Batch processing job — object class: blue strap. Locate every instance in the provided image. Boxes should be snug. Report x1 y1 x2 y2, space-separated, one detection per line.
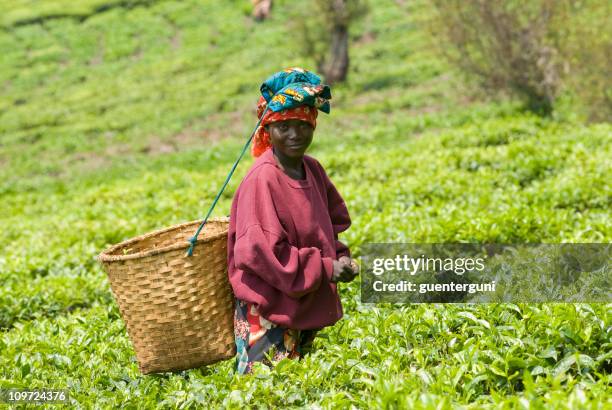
186 105 270 256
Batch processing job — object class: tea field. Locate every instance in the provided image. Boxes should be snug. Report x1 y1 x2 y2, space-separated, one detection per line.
0 0 610 408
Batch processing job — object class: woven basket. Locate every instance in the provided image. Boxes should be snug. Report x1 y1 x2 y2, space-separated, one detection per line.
97 217 236 374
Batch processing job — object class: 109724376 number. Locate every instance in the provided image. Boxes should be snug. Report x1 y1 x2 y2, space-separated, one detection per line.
0 389 69 403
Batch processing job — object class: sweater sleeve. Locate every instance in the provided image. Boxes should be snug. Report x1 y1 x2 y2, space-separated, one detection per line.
324 169 352 259
233 173 334 299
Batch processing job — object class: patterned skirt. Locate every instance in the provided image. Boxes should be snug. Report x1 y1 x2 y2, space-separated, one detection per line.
233 298 320 375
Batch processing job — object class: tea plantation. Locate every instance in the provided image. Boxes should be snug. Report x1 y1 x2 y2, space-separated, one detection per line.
0 0 610 408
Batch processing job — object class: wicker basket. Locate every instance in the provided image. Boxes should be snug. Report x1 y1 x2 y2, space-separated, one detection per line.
97 217 236 374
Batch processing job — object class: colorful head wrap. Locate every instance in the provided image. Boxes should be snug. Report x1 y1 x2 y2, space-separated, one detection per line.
252 67 331 157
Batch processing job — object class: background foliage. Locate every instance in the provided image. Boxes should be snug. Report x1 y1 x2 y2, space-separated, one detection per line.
0 0 610 408
430 0 611 119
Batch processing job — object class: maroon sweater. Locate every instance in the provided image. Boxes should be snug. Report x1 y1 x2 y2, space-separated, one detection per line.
227 147 351 330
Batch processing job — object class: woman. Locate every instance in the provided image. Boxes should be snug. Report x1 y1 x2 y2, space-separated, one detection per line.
227 67 359 375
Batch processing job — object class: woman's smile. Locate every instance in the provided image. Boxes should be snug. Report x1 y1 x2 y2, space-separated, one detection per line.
287 141 307 149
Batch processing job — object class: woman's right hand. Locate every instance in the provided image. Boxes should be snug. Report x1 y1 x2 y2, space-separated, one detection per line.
331 259 359 283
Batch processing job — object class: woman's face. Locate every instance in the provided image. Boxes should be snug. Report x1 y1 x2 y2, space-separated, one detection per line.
266 119 314 159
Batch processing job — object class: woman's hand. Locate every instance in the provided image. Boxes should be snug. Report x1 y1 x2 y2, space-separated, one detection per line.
331 256 360 283
339 256 360 274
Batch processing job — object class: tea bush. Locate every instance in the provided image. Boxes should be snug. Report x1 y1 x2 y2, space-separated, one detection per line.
0 0 610 408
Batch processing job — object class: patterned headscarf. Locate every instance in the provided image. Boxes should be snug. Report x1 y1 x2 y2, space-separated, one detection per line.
252 67 331 157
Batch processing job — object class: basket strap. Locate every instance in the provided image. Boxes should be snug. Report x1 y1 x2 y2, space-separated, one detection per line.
186 105 271 256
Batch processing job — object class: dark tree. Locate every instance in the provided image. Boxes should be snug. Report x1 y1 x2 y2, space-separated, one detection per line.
294 0 369 84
